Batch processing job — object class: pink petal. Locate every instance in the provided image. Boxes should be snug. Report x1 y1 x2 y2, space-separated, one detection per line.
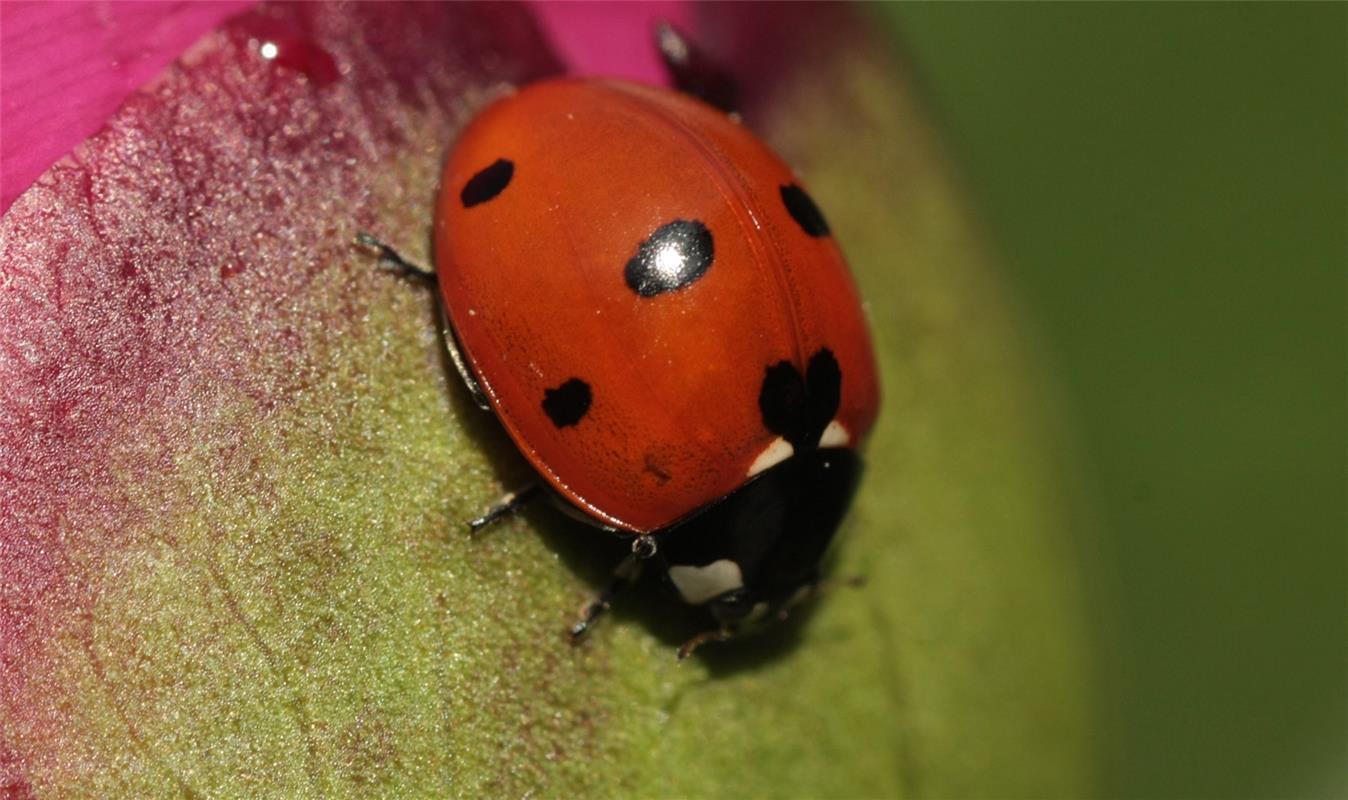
0 1 257 216
0 2 699 217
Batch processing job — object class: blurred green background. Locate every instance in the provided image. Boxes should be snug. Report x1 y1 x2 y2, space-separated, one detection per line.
883 4 1346 799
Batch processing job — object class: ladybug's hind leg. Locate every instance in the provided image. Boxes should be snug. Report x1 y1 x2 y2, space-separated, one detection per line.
654 22 739 115
354 231 436 284
354 232 492 410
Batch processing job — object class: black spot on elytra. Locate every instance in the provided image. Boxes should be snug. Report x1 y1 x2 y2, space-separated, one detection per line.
624 219 714 297
760 363 808 443
543 378 592 428
780 184 830 238
461 159 514 207
758 348 841 450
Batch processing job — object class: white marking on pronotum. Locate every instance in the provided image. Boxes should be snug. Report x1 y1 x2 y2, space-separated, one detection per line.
819 420 850 448
747 437 793 477
668 559 745 605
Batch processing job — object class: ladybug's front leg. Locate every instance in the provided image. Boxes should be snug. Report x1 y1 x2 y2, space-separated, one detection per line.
677 627 736 661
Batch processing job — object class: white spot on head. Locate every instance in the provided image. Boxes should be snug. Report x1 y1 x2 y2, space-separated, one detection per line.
260 41 279 60
668 559 745 605
819 420 849 448
747 437 793 477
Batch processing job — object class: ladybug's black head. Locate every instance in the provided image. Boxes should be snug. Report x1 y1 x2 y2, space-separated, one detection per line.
657 448 862 629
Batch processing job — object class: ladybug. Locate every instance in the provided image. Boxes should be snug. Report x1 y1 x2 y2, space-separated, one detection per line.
358 26 879 658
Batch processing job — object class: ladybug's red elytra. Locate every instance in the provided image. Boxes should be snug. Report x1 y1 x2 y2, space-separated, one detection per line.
359 26 879 658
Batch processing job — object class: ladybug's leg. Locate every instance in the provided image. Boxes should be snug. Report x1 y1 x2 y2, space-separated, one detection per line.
569 556 641 641
676 626 736 660
569 535 656 641
439 311 492 411
353 232 436 284
467 484 541 532
654 22 739 115
354 232 492 410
